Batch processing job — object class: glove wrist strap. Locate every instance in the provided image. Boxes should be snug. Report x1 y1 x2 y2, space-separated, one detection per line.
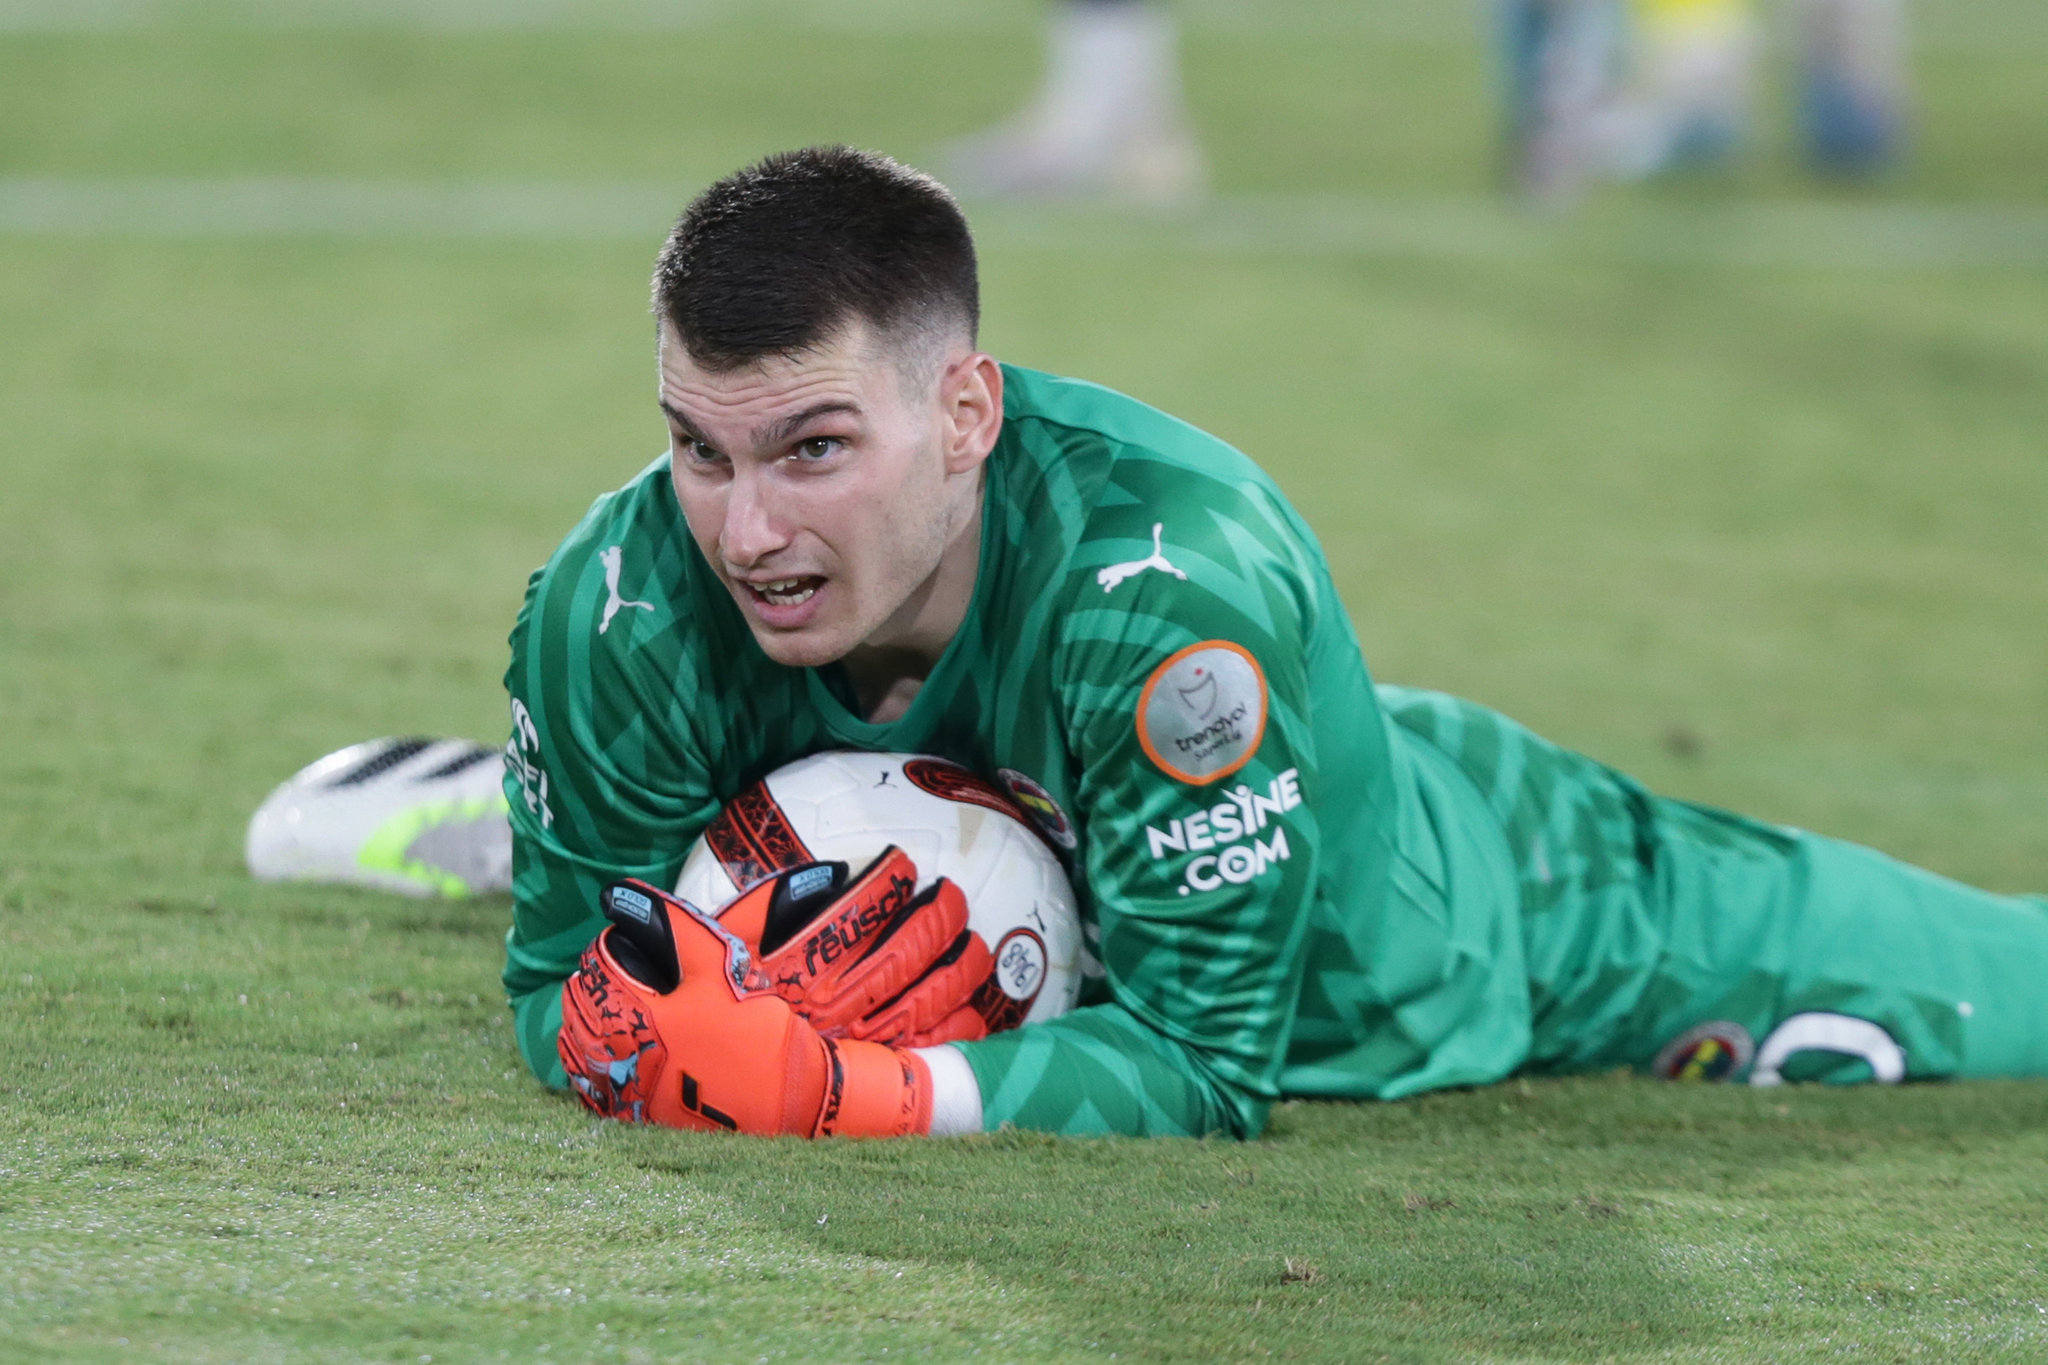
813 1040 933 1139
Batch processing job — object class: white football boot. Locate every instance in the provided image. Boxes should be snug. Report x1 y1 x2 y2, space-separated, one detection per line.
942 1 1207 206
246 736 513 898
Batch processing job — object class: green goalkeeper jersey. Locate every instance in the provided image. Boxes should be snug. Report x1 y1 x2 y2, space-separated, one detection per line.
503 364 1531 1138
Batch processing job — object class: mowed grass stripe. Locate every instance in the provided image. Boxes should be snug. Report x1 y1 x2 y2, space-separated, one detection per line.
4 0 2044 49
0 176 690 240
5 176 2048 269
0 0 1476 38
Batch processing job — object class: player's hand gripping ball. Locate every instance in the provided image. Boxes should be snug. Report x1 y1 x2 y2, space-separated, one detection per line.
559 752 1085 1134
558 878 936 1137
715 845 994 1045
676 751 1086 1036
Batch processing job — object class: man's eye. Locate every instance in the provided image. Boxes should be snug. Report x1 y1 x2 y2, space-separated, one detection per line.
680 439 724 465
793 438 840 462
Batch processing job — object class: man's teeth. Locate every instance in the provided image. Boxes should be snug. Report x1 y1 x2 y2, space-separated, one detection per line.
756 578 816 606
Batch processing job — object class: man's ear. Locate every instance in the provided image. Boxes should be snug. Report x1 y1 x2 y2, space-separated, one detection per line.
940 353 1004 476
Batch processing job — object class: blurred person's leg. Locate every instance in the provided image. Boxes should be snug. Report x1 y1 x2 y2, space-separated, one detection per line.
942 0 1205 204
1584 0 1757 181
1797 0 1908 176
1498 0 1629 204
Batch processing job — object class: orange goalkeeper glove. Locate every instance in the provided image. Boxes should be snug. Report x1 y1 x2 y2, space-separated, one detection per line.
717 848 992 1047
557 877 939 1137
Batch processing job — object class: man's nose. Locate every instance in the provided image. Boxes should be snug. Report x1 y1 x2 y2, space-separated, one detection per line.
720 466 790 567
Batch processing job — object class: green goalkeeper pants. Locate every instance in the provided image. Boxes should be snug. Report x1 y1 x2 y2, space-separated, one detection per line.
1383 687 2048 1085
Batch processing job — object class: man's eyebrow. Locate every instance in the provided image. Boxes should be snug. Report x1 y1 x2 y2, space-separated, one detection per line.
756 401 861 449
659 401 715 450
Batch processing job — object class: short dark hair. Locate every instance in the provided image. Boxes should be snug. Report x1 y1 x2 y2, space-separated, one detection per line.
652 146 979 373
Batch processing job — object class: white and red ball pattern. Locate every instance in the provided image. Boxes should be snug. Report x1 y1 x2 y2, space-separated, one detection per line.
676 751 1083 1032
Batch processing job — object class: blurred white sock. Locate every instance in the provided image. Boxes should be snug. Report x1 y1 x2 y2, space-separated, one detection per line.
1800 0 1906 104
943 1 1206 205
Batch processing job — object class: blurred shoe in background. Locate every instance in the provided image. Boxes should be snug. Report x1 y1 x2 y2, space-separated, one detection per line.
1586 0 1758 181
1797 0 1909 175
1501 0 1909 203
942 0 1206 205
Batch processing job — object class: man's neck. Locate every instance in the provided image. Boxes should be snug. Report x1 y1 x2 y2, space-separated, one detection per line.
840 475 985 724
841 648 934 725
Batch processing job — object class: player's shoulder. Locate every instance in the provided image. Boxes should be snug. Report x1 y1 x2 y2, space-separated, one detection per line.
1001 363 1274 498
999 366 1322 608
508 453 719 676
526 451 677 576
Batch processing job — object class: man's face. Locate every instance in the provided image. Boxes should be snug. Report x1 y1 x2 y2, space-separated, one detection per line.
660 320 994 670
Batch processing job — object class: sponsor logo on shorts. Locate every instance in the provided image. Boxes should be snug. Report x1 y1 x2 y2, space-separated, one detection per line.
997 768 1078 850
1145 767 1303 896
1653 1021 1755 1082
1137 642 1267 784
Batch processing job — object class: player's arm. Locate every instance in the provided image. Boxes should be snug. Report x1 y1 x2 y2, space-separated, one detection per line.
507 519 986 1107
501 534 720 1089
947 502 1328 1139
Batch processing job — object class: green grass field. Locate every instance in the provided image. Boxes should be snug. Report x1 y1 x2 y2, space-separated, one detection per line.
3 2 2047 1360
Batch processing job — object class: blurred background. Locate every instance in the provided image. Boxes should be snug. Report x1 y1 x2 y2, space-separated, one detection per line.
1 0 2044 909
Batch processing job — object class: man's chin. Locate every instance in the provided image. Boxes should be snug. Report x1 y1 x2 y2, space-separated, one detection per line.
745 622 853 670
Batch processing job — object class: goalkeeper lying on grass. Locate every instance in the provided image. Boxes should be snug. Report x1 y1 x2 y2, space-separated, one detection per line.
502 145 2048 1140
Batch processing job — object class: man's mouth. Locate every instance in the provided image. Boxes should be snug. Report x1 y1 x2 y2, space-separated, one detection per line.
745 576 823 608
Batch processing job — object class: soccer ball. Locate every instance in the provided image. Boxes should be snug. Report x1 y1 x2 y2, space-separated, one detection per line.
245 737 512 899
676 751 1084 1032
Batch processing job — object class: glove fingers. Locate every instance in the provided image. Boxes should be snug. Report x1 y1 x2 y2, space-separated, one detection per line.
899 927 995 1024
834 928 995 1044
847 870 971 963
558 939 669 1122
897 1003 991 1049
799 915 958 1029
660 883 773 996
590 881 827 1134
783 877 972 1031
756 849 922 1003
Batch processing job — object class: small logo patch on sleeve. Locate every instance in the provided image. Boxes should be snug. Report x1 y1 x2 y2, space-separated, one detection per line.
1136 641 1267 784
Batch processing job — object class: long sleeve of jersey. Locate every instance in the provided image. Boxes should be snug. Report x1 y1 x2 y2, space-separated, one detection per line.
954 473 1334 1140
501 492 722 1088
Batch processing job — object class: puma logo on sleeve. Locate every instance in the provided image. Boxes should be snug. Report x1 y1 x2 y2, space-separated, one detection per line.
598 545 657 635
1096 523 1188 593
